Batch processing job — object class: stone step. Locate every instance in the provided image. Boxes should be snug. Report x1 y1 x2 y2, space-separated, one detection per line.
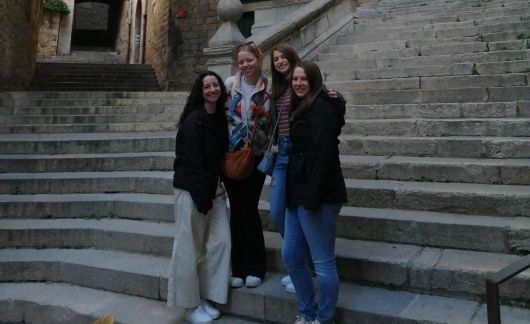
342 118 530 137
35 62 155 71
339 155 530 185
318 50 530 71
336 21 530 43
354 7 530 29
0 283 181 324
2 175 530 217
325 60 530 81
345 102 529 119
5 279 527 324
1 237 530 303
0 122 177 134
12 104 181 116
326 74 528 92
0 113 178 124
6 97 184 107
1 149 528 186
341 86 529 104
0 152 174 173
3 91 187 100
339 134 530 158
0 131 175 154
30 85 162 92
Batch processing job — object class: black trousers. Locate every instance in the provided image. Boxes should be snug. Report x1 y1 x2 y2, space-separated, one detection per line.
223 163 267 280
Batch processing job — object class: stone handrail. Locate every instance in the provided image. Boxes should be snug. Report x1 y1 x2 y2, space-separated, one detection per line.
205 0 357 79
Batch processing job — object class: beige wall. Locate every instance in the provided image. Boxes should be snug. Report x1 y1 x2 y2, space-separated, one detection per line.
0 0 42 90
37 9 62 57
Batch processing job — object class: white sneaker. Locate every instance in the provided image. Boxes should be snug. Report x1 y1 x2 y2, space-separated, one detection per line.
285 282 296 294
185 305 212 324
294 315 311 324
245 275 262 288
230 276 244 288
281 275 292 286
200 299 220 320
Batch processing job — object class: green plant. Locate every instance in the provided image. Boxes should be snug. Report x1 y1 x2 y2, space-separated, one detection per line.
42 0 70 15
471 64 479 75
83 213 103 220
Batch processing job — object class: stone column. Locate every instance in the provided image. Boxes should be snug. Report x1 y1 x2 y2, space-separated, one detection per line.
203 0 245 80
57 0 75 55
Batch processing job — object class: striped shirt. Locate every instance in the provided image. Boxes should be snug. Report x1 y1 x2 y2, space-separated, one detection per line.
276 88 291 139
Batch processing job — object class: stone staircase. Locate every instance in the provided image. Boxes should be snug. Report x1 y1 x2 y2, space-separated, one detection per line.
2 0 530 322
31 63 161 92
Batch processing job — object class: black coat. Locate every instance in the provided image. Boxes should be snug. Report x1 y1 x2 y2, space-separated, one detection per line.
287 92 347 211
173 107 228 214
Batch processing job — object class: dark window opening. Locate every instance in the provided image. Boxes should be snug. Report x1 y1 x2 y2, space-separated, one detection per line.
237 11 255 38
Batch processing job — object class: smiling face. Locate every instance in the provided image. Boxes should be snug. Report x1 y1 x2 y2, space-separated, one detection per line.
202 75 221 106
237 50 260 79
272 50 290 76
292 66 310 99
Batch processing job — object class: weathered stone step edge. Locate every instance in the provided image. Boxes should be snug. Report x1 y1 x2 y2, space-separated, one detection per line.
318 50 530 70
0 123 177 134
2 173 530 216
6 118 530 138
323 60 530 81
355 4 530 28
1 238 530 303
336 20 530 43
320 40 528 61
0 113 179 124
352 7 530 29
0 283 183 324
341 118 530 137
341 86 529 104
11 106 181 116
326 74 528 92
339 133 530 158
345 102 530 119
339 155 530 185
6 281 525 324
3 91 187 99
3 131 530 157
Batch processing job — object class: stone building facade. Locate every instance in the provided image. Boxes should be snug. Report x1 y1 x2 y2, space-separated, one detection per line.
1 0 303 91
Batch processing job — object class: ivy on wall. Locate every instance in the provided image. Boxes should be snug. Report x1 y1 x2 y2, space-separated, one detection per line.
42 0 70 15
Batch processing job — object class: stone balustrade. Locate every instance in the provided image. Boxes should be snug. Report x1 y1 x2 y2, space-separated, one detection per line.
204 0 357 79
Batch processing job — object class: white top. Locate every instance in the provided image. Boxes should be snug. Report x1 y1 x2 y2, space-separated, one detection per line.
240 76 257 124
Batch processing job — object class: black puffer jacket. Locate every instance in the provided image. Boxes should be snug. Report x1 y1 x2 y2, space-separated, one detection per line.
173 107 228 214
287 91 347 211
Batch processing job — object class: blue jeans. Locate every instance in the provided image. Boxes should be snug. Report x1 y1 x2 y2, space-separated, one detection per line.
268 137 291 237
282 203 341 324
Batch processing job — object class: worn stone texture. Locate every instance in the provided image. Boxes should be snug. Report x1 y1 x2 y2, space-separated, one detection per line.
0 0 41 90
166 0 220 89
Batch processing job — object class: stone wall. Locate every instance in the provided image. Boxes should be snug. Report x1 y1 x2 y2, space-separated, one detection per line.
0 0 42 91
165 0 220 90
37 9 62 57
145 0 170 88
75 2 109 30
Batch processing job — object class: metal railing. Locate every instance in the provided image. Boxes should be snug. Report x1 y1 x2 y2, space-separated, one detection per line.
485 254 530 323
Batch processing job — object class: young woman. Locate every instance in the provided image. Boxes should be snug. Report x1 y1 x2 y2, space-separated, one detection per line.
224 41 271 288
268 44 300 293
269 45 345 294
167 71 230 324
282 61 347 324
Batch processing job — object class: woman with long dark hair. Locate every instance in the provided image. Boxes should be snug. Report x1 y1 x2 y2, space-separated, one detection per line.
168 71 230 324
283 61 347 324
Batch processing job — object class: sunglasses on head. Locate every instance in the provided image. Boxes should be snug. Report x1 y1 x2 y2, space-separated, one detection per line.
235 41 258 53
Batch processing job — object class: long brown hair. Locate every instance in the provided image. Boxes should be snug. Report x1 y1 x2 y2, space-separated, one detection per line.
270 44 301 100
290 61 324 121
